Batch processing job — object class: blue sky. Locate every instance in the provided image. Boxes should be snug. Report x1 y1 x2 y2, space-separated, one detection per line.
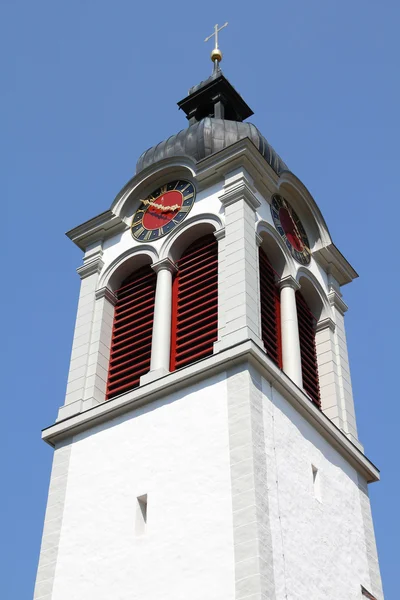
2 0 398 597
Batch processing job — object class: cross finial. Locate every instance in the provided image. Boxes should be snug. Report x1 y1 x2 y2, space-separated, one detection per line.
205 22 228 71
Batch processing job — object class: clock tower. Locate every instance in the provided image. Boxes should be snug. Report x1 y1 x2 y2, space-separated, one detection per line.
34 39 384 600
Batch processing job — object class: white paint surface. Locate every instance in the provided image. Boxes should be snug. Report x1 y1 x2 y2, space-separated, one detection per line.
262 377 376 599
52 374 235 600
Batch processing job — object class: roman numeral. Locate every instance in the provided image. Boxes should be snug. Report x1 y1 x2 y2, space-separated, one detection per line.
134 226 145 238
181 182 191 193
179 205 191 213
144 230 152 241
183 192 194 201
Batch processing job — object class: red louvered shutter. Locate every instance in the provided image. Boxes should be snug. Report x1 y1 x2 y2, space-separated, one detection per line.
170 234 218 371
106 265 157 400
296 291 321 406
259 247 282 368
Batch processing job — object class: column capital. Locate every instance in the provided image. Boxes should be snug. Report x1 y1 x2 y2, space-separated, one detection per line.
214 227 226 241
95 286 118 306
316 317 336 333
219 171 260 211
151 258 178 275
77 257 104 279
278 275 301 292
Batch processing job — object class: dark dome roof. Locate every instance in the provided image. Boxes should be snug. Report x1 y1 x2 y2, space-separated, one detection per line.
136 117 288 175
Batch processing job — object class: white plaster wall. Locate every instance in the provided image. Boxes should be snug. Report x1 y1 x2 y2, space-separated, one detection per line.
52 374 235 600
262 377 374 599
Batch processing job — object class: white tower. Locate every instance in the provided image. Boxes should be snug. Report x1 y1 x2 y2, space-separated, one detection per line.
34 57 384 600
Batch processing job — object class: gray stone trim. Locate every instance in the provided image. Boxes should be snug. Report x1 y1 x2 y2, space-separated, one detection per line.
227 363 276 600
33 440 72 600
358 475 384 599
42 340 380 485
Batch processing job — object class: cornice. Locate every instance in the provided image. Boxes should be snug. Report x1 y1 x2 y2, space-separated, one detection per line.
328 290 349 315
313 243 358 287
95 286 118 306
66 210 127 252
41 340 379 484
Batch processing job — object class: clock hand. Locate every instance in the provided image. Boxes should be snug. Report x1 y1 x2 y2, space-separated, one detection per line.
288 210 311 254
141 198 181 212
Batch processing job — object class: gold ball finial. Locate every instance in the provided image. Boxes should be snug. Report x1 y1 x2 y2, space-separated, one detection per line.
210 47 222 63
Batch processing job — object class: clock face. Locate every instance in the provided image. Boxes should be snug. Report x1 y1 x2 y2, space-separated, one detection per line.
131 179 196 242
270 194 311 265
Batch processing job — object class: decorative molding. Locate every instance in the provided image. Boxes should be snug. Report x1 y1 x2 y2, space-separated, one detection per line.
151 257 178 275
219 171 261 211
278 275 301 292
95 287 118 306
213 227 226 241
67 211 127 252
313 243 358 287
316 317 336 333
76 257 104 280
328 290 348 315
255 232 263 246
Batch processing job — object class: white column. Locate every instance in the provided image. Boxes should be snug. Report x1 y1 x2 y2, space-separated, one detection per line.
279 276 303 388
140 258 177 385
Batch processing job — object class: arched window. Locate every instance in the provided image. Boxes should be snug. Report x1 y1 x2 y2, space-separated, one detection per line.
259 247 282 368
170 234 218 371
106 264 157 400
296 291 321 406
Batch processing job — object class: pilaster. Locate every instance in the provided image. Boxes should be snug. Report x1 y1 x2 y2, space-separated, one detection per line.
58 246 104 421
214 169 264 353
328 289 360 446
227 363 276 600
82 286 117 410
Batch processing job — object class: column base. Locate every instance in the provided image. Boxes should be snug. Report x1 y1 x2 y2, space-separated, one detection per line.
140 368 170 386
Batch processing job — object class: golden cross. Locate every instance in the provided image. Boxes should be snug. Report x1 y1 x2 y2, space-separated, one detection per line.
204 22 228 50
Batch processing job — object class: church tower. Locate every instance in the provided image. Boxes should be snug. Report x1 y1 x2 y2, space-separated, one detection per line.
34 32 384 600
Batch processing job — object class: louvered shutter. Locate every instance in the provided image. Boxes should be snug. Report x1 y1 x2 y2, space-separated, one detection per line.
170 234 218 371
106 265 157 400
296 291 321 406
259 247 282 368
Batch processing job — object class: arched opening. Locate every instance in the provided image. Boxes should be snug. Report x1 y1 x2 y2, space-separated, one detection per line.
170 233 218 371
296 288 321 407
106 264 157 400
259 247 281 368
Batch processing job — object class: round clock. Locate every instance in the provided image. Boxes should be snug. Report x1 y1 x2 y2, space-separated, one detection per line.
131 179 196 242
270 194 311 265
